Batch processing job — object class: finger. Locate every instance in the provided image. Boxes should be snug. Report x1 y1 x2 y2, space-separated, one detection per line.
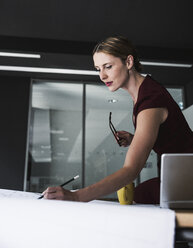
46 186 60 193
119 139 128 147
116 131 127 138
42 187 59 198
44 191 57 199
45 187 66 200
119 137 126 144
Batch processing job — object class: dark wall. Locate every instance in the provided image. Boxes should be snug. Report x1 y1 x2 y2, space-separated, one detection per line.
185 80 193 108
0 75 30 190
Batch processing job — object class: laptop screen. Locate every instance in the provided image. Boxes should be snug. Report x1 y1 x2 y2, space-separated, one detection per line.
160 153 193 209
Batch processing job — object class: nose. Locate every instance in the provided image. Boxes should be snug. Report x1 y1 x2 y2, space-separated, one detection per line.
99 69 108 81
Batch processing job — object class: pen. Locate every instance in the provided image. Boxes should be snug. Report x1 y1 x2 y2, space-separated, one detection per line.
38 175 79 199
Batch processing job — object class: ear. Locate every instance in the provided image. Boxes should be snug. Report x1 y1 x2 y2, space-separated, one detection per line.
126 55 134 70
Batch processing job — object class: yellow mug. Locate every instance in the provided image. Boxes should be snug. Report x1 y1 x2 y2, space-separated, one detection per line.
117 183 134 205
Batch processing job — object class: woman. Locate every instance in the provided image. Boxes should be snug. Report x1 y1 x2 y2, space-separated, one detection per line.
43 36 193 203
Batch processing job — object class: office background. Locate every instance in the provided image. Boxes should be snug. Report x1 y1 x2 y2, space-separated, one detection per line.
0 0 192 198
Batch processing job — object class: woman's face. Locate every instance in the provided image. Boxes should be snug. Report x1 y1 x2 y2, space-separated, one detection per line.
93 52 130 92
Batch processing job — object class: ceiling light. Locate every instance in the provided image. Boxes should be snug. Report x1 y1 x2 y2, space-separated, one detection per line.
59 137 69 141
41 145 51 149
0 65 99 75
50 129 64 134
0 62 191 76
0 52 41 59
141 61 192 68
108 99 118 103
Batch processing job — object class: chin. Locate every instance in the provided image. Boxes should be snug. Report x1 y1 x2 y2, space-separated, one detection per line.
108 86 119 92
108 87 116 92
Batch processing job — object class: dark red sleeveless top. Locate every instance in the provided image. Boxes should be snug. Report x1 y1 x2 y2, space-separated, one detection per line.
133 75 193 172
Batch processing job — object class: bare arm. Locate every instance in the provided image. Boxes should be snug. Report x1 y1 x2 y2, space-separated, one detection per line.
43 108 167 202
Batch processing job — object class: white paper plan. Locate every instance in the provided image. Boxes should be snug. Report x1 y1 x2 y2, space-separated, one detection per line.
0 188 41 199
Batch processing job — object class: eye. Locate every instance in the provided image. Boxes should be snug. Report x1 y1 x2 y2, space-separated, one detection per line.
105 65 112 70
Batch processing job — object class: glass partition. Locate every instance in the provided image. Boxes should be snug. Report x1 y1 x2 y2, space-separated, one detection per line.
27 79 184 200
85 85 133 199
85 85 158 199
28 82 83 192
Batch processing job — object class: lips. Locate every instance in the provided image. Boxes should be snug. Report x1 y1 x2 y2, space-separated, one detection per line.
105 82 113 87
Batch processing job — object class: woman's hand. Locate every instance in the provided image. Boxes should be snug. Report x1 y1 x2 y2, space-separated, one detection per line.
116 130 133 147
42 186 78 201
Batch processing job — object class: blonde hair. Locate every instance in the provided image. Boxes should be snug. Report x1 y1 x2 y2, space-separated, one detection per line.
93 36 142 72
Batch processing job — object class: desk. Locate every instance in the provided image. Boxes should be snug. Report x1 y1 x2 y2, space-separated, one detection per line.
175 210 193 228
175 210 193 245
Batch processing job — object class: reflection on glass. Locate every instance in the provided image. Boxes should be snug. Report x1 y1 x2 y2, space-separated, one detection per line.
27 79 184 200
85 85 134 199
85 85 184 199
28 82 83 192
167 88 184 110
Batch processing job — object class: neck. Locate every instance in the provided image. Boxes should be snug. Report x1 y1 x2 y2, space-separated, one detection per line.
122 71 145 103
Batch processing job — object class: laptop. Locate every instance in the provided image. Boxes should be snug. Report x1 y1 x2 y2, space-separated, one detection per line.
160 153 193 209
